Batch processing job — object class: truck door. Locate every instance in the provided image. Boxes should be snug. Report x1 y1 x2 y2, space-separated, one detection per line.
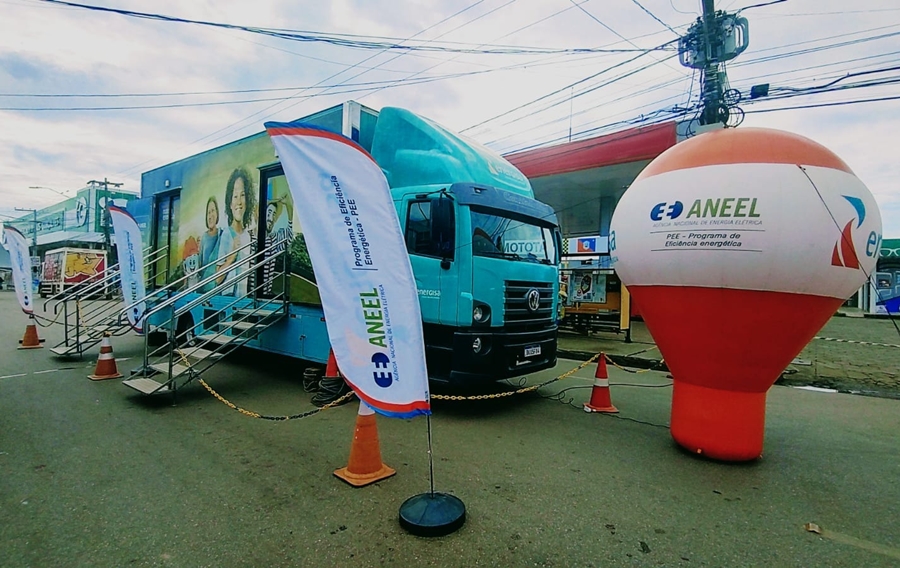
152 190 180 288
403 196 458 325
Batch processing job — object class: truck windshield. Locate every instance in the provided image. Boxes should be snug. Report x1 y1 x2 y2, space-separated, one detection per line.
471 209 558 264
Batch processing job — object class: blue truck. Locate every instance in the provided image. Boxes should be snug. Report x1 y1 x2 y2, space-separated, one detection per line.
129 101 560 392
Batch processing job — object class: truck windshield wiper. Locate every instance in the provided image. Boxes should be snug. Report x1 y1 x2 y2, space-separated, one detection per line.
479 250 521 260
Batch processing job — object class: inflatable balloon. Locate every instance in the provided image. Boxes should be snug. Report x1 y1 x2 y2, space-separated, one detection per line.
609 128 881 461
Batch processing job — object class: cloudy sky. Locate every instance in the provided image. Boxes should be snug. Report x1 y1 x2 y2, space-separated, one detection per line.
1 0 898 236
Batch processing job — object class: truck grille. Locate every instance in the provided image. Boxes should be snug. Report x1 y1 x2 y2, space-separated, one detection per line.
504 280 554 326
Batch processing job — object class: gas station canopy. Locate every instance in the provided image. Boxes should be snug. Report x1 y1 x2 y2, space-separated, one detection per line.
505 121 678 239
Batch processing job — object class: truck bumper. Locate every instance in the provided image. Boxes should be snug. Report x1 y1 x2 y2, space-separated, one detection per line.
424 324 558 386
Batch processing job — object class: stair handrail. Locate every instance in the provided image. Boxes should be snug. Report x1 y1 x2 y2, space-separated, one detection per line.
141 253 288 379
172 246 287 319
60 246 170 319
43 245 165 313
148 270 288 364
119 238 284 327
115 239 257 325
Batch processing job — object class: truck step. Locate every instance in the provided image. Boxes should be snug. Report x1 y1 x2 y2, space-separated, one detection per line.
123 377 172 395
150 362 190 378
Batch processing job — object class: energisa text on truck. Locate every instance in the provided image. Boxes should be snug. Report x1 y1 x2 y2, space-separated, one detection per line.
134 101 561 387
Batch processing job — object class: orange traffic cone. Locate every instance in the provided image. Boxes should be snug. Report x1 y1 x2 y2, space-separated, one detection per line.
584 353 618 414
18 317 43 350
325 349 339 377
334 401 396 487
88 333 123 381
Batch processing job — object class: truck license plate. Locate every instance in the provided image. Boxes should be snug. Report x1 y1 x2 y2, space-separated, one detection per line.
524 345 541 357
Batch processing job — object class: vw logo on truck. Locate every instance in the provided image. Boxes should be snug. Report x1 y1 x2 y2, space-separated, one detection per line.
526 288 541 312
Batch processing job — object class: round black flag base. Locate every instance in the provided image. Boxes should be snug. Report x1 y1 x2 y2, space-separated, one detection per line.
399 492 466 537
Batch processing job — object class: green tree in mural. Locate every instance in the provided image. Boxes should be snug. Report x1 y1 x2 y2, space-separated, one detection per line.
289 233 315 282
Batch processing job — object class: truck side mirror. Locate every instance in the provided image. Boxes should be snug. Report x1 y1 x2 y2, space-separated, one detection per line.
431 197 455 265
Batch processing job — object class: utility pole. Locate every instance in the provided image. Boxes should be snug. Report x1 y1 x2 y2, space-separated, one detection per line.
87 178 123 252
700 0 722 126
678 1 749 127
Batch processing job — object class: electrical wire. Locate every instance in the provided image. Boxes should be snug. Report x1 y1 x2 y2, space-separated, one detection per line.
111 0 496 176
669 0 696 15
733 0 788 12
462 38 679 134
743 94 900 114
629 0 681 36
36 0 657 55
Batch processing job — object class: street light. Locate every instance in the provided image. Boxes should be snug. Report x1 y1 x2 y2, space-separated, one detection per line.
14 207 37 253
28 185 71 199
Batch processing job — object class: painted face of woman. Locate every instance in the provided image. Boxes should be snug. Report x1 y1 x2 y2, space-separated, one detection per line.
231 179 246 225
206 200 218 231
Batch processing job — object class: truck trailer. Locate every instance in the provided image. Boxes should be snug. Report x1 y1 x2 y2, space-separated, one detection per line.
40 247 108 298
135 101 561 387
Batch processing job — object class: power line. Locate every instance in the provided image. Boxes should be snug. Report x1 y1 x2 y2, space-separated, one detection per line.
756 9 900 17
111 0 496 177
35 0 661 55
0 71 516 99
744 94 900 114
351 0 606 103
1 64 582 111
629 0 681 35
732 0 788 12
303 0 522 104
669 0 697 15
461 38 678 134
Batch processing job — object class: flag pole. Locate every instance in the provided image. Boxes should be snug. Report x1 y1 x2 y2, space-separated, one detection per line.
427 413 435 497
398 404 465 537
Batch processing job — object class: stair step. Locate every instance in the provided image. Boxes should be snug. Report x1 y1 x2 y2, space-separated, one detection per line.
150 362 190 377
218 321 257 331
51 344 84 356
235 308 279 317
123 377 171 395
176 347 221 360
197 333 236 345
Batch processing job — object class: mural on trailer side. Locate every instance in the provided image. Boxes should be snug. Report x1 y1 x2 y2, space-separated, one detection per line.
167 134 318 303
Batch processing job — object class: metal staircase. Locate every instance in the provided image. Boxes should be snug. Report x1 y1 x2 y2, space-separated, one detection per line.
44 246 168 358
122 239 290 399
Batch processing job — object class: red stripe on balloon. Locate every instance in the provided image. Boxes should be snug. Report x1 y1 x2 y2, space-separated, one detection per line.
629 285 843 393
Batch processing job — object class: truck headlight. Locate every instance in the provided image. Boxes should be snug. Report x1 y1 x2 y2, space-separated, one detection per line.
472 337 483 354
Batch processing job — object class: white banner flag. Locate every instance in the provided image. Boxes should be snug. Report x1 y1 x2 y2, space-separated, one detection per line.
109 205 147 332
2 225 35 314
266 122 430 418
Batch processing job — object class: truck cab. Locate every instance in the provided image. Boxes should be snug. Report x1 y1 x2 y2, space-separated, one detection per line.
372 108 561 385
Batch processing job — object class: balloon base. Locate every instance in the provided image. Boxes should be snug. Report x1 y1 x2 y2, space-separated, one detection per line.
399 492 466 537
671 381 767 462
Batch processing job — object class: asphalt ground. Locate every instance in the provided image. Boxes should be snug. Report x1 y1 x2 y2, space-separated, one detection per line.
558 310 900 399
1 291 899 567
